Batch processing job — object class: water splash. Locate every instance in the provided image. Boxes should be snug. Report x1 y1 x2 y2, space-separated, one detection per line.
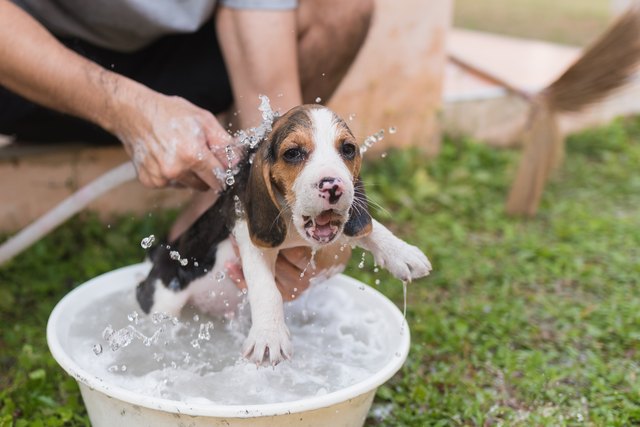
104 326 135 351
198 321 214 341
92 343 103 355
358 252 366 269
233 195 244 217
215 95 278 188
234 95 276 150
402 280 408 319
360 129 385 154
127 311 139 324
140 235 155 249
169 250 189 267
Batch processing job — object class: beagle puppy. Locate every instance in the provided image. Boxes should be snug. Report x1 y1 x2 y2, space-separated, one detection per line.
136 105 431 365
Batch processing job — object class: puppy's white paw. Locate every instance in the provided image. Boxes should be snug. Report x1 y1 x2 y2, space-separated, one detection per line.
242 322 292 366
375 237 432 282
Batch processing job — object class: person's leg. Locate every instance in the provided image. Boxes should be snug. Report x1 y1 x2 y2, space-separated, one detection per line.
296 0 374 104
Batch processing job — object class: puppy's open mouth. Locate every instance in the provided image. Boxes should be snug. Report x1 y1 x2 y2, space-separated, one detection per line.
303 210 342 244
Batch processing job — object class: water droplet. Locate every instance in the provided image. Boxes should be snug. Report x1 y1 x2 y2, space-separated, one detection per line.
241 288 248 295
358 252 366 269
388 126 397 134
102 325 114 341
348 113 356 121
120 364 127 372
381 152 388 159
375 279 381 285
315 97 322 103
224 145 235 161
215 271 226 282
92 344 102 355
180 258 188 266
151 312 171 324
169 251 180 261
140 235 155 249
127 311 139 324
198 322 214 340
191 339 200 349
107 327 135 351
192 314 199 322
233 195 244 216
225 174 235 186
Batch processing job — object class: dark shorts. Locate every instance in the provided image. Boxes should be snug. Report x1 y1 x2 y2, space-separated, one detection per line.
0 20 232 144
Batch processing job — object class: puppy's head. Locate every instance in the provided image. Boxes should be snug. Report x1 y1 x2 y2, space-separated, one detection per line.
245 105 372 248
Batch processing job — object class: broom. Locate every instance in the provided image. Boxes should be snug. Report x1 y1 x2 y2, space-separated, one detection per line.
506 4 640 216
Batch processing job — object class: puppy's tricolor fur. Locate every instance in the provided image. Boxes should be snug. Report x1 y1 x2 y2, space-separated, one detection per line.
137 105 431 365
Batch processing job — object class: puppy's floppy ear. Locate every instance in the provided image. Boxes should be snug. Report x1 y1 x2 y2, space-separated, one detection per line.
344 176 372 237
245 144 287 248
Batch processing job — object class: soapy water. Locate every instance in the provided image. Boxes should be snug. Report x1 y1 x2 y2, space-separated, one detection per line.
69 280 394 405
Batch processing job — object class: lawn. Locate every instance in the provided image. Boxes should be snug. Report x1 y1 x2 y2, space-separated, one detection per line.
1 115 640 426
454 0 611 46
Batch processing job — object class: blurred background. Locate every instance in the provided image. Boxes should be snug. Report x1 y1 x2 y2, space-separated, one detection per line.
2 1 640 426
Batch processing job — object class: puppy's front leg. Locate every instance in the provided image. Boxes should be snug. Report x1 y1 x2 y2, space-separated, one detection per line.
357 219 432 281
234 221 292 365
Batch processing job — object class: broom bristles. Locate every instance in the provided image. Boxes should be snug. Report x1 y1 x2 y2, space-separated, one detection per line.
507 4 640 216
545 4 640 112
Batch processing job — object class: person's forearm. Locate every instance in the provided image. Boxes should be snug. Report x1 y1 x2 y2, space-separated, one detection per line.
0 1 133 133
0 1 233 190
216 7 302 128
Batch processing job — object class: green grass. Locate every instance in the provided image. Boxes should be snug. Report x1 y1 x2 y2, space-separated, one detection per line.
2 116 640 426
454 0 611 46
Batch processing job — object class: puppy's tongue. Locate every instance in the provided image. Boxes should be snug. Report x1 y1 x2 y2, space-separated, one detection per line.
315 211 333 226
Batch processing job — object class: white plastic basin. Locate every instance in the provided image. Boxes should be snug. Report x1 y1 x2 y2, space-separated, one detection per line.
47 263 409 427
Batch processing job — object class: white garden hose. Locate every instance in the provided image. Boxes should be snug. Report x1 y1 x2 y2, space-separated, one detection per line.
0 162 137 265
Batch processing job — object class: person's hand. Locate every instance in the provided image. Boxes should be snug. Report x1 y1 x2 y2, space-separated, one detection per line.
227 245 352 301
109 82 235 191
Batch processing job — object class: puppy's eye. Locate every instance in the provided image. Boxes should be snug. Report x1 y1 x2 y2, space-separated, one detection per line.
341 142 357 159
283 147 304 162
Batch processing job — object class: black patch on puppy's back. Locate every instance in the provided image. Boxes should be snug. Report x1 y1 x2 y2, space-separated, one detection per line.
136 152 255 313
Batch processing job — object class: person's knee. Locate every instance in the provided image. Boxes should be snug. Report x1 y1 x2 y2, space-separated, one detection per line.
300 0 374 45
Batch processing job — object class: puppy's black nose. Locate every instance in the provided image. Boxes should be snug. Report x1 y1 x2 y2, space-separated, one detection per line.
319 177 344 204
